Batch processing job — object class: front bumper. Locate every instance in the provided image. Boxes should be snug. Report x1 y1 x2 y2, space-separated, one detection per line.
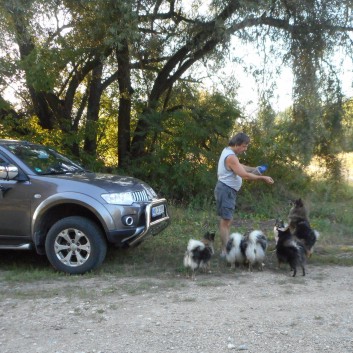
107 199 170 247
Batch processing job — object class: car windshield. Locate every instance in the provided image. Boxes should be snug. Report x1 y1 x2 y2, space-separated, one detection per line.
6 143 86 175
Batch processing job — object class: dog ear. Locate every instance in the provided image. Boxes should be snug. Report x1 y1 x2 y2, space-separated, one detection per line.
204 231 215 241
295 198 304 207
275 218 283 227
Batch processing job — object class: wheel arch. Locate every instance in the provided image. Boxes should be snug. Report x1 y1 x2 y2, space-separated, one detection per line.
32 193 113 254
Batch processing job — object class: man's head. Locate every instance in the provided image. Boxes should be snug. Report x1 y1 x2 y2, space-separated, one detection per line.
228 132 250 154
228 132 250 147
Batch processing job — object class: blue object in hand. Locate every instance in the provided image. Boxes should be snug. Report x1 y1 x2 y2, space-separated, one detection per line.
258 164 268 173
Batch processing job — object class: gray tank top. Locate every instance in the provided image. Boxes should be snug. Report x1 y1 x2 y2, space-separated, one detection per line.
217 147 242 191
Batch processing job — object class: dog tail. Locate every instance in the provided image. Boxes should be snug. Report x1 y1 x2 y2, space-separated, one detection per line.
306 229 320 257
187 239 205 252
184 239 204 269
249 229 265 240
229 232 243 248
249 230 267 251
226 232 244 264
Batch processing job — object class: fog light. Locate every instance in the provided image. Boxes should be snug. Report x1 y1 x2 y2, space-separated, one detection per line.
122 215 134 226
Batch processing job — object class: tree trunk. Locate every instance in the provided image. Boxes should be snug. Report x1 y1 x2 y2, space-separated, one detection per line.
117 41 133 168
84 63 103 157
10 8 57 130
130 1 242 159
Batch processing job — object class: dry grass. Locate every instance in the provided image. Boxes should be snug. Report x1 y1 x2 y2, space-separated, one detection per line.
0 175 352 282
307 152 353 183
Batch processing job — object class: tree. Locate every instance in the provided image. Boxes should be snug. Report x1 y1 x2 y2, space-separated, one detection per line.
129 87 241 202
1 0 353 170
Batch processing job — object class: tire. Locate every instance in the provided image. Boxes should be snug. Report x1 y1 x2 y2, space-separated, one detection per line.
45 216 107 274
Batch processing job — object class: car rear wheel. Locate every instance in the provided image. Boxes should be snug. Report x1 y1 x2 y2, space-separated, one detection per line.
45 216 107 274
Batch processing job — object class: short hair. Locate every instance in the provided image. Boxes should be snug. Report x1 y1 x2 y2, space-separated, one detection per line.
228 132 250 146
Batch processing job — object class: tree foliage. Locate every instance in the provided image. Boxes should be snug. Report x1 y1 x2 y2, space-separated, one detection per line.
1 0 353 201
129 88 241 202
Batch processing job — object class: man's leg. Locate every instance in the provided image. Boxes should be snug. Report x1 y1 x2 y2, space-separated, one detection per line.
215 181 236 256
219 217 232 255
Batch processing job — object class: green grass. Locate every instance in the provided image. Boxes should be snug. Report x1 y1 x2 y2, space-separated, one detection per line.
0 180 352 284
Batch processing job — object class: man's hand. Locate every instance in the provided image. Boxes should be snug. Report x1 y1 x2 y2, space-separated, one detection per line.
262 176 274 184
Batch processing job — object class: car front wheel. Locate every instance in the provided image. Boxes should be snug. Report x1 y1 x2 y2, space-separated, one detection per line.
45 216 107 274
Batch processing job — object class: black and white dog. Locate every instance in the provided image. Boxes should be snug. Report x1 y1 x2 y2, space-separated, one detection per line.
226 232 246 269
275 225 306 277
226 230 268 271
241 230 268 271
183 231 215 280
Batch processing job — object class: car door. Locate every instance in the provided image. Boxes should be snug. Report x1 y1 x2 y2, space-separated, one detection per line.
0 153 31 242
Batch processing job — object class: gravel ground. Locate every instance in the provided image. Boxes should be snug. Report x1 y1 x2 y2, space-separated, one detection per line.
0 265 353 353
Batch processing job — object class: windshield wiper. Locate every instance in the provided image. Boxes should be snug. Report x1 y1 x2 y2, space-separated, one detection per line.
40 170 71 175
72 169 88 173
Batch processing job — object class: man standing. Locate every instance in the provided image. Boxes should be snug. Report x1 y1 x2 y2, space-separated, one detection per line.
214 132 274 257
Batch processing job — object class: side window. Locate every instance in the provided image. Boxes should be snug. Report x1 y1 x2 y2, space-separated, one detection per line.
0 154 9 166
0 155 8 181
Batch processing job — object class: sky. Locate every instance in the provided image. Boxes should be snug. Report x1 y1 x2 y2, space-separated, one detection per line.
3 0 353 119
4 49 351 119
211 38 353 118
183 0 353 118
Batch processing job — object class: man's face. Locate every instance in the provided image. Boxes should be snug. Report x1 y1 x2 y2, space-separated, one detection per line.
235 143 249 154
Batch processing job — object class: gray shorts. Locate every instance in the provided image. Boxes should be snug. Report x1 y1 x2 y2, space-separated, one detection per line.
214 181 237 220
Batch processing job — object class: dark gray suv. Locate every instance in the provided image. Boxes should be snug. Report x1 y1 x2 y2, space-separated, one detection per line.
0 139 170 274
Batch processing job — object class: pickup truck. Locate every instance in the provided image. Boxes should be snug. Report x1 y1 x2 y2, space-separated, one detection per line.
0 139 170 274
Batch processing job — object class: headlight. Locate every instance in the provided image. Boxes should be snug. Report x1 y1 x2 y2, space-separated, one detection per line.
142 185 157 198
101 192 134 205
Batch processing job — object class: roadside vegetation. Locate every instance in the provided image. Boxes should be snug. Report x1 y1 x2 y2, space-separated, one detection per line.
1 166 352 283
1 1 353 283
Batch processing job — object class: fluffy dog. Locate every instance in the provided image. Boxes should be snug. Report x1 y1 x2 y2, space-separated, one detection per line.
288 198 309 232
275 225 306 277
241 230 268 271
183 231 215 280
225 232 246 269
293 220 320 257
288 198 320 257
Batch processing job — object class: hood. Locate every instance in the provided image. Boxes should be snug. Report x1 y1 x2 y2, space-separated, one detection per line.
49 172 157 196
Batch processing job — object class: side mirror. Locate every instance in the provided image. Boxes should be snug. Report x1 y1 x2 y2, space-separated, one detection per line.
0 164 19 180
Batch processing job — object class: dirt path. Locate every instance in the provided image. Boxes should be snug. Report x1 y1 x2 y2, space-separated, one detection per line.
1 265 352 353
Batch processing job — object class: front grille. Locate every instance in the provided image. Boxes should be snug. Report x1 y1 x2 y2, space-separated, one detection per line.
132 190 150 202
